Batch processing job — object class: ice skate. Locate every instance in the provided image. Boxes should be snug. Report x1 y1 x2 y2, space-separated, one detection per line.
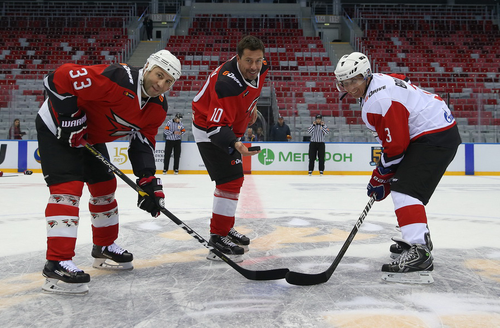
91 243 133 270
42 260 90 295
226 227 250 252
382 239 434 284
390 231 433 259
207 233 244 263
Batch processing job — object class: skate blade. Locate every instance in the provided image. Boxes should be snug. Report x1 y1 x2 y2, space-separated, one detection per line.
92 258 133 270
382 271 434 284
206 251 243 263
42 278 89 295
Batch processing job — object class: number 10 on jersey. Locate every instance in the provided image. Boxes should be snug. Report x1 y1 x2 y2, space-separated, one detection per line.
210 108 224 123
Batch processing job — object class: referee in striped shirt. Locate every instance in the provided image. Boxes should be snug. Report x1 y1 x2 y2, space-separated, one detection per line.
307 114 330 175
163 113 186 174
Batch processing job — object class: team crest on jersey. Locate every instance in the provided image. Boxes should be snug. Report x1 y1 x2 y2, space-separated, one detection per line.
106 110 142 137
370 146 383 166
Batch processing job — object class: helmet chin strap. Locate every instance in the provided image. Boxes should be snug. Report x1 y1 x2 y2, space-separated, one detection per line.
141 83 152 98
361 76 373 98
140 71 153 98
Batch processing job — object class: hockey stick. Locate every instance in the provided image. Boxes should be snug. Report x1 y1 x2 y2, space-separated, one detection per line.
285 196 376 286
84 143 289 281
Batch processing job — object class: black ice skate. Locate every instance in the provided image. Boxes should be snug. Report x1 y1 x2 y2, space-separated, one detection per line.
390 231 433 259
227 227 250 252
91 243 134 270
207 233 244 263
382 239 434 284
42 260 90 295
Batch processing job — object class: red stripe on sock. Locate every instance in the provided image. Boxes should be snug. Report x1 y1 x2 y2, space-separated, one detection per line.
92 224 119 247
210 213 234 236
46 237 77 261
396 204 427 227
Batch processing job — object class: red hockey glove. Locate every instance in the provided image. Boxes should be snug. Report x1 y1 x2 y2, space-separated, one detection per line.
56 112 87 148
367 166 395 201
137 176 165 218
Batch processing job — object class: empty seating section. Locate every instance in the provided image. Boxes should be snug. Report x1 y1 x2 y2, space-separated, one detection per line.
167 14 356 141
351 4 500 141
0 3 499 142
0 2 136 139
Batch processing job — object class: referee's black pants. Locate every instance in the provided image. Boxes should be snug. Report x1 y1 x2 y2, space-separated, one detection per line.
308 142 325 172
164 139 181 171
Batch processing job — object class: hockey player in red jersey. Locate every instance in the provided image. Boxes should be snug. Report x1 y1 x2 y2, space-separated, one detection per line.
335 52 461 283
36 50 181 294
192 35 267 262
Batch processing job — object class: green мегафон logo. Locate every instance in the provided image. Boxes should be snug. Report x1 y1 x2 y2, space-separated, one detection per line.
258 148 275 165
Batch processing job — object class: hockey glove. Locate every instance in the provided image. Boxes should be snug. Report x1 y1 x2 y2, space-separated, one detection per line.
367 166 395 201
56 112 88 148
137 176 165 217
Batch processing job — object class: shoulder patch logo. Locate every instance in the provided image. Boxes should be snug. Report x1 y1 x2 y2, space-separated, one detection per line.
222 70 243 87
120 63 134 84
123 91 135 99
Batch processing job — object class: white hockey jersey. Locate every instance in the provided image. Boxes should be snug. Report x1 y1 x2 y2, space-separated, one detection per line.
361 73 457 168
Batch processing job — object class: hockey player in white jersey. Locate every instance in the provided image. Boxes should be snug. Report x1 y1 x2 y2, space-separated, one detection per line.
334 52 461 283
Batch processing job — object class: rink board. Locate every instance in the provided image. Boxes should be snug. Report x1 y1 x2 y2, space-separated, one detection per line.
0 140 499 175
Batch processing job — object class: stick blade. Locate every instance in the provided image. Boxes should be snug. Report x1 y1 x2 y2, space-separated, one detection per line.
285 271 330 286
247 268 290 281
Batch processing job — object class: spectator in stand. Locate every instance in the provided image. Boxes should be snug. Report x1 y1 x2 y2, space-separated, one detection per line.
255 126 265 141
145 16 154 41
241 127 255 141
270 115 291 141
8 118 26 139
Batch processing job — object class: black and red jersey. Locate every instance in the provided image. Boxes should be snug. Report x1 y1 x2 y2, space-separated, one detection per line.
192 55 269 149
39 63 168 177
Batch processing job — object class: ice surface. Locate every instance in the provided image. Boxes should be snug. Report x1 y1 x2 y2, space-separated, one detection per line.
0 173 499 327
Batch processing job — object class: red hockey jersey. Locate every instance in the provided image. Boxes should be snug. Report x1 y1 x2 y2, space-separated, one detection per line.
39 63 168 177
192 55 269 144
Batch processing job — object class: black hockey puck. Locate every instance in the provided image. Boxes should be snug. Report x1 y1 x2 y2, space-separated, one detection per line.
24 170 33 175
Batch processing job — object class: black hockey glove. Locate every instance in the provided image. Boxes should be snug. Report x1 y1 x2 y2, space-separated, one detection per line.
56 112 88 148
137 176 165 217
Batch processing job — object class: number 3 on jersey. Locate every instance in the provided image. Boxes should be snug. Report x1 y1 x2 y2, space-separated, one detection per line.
384 127 392 142
210 108 224 123
69 68 92 90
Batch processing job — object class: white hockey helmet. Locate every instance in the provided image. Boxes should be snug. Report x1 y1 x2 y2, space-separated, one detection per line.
144 50 182 81
334 52 372 82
